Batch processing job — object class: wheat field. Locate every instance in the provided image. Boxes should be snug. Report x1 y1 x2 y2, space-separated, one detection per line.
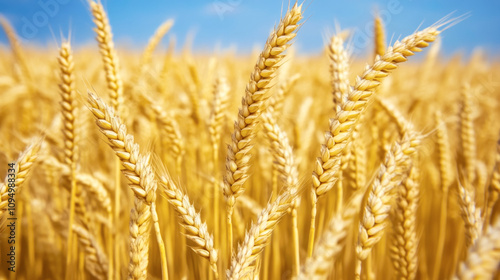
0 1 500 280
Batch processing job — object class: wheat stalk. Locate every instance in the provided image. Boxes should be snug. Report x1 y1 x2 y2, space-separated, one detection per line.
355 129 420 278
299 193 363 280
158 174 219 279
58 41 81 279
227 188 297 280
261 111 301 275
432 110 453 280
87 92 167 280
223 2 303 253
308 23 442 257
89 0 124 113
72 221 109 280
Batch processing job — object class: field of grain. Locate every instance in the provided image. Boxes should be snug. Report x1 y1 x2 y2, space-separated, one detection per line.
1 1 500 280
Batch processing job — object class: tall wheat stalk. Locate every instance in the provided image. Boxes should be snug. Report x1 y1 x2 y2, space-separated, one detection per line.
223 2 303 255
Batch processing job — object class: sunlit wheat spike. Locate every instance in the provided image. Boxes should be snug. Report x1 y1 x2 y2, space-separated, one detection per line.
299 193 363 280
159 174 219 278
328 33 350 113
309 23 442 256
312 25 440 202
355 129 420 278
0 138 42 218
89 0 124 113
459 84 477 184
227 188 296 280
58 41 77 166
87 92 165 280
223 1 303 209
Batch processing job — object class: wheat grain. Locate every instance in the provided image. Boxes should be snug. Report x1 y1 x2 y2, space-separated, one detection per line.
457 181 482 248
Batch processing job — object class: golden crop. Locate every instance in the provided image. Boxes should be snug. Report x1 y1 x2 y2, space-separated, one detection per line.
0 2 499 280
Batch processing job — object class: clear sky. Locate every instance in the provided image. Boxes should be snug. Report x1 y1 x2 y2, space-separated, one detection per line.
1 0 499 57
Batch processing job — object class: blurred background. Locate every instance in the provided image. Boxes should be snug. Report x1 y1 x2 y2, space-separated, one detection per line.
0 0 499 57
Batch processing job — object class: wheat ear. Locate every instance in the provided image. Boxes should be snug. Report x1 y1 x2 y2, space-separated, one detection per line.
209 76 230 255
89 0 123 112
457 181 482 249
328 33 350 113
374 14 386 57
87 92 168 280
227 188 297 280
72 222 109 280
158 174 219 279
390 165 420 280
142 19 174 66
0 138 42 218
58 42 77 167
223 2 303 253
308 23 441 257
148 99 184 174
58 41 81 279
432 110 452 280
89 3 124 277
299 193 363 280
355 129 420 279
261 111 301 275
460 84 476 184
453 217 500 280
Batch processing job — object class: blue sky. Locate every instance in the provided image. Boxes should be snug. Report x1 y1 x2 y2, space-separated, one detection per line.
0 0 499 57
